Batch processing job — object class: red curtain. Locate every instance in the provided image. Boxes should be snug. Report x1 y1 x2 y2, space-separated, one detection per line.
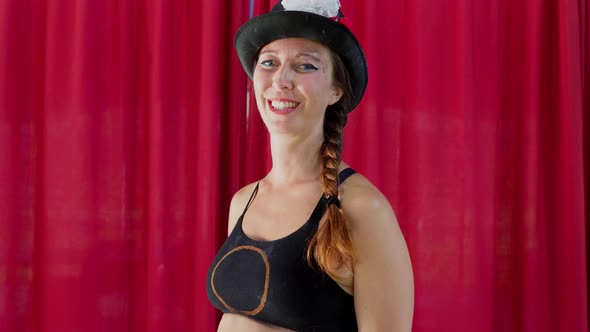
0 0 587 332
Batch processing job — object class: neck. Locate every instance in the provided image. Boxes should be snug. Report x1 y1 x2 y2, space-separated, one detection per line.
267 132 324 186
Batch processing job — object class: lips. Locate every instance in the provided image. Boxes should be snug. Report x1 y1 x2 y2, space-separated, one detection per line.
267 98 300 114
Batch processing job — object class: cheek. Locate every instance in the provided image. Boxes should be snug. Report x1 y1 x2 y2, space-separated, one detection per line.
302 79 334 105
252 78 265 101
252 72 269 94
252 77 269 112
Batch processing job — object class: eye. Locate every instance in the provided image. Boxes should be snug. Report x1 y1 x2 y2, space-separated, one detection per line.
258 59 276 68
298 63 319 72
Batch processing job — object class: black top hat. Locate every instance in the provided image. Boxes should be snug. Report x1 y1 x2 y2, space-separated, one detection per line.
234 0 368 112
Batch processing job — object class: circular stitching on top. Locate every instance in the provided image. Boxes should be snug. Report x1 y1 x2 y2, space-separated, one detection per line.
210 245 271 316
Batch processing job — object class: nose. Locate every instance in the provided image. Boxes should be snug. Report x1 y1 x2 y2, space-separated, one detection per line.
272 65 294 90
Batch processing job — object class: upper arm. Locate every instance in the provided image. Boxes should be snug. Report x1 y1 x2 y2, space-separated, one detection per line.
344 184 414 332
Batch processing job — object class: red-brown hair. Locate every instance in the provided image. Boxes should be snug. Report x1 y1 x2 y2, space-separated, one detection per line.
306 51 357 280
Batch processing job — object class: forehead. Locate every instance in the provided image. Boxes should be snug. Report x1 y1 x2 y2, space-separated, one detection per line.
259 38 332 57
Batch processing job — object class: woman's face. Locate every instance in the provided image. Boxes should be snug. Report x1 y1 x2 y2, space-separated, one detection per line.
253 38 343 138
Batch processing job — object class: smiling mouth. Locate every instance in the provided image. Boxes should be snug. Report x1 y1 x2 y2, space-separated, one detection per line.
268 99 300 114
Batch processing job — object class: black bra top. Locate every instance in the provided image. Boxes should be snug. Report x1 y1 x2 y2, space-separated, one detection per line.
207 168 358 332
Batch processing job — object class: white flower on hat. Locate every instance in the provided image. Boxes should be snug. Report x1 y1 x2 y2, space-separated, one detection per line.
281 0 341 18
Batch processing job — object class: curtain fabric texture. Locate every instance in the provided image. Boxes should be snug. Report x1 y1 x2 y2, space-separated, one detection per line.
0 0 588 332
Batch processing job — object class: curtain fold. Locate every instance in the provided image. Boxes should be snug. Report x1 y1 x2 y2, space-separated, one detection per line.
0 0 247 331
0 0 587 332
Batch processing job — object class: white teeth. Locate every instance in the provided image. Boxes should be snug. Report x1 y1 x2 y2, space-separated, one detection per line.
271 101 298 109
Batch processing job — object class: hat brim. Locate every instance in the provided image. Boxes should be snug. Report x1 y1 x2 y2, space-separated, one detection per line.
234 11 368 112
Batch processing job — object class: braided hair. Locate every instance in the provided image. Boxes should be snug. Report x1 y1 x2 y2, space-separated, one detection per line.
306 51 357 280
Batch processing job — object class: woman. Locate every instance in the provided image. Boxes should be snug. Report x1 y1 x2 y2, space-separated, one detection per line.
207 1 414 331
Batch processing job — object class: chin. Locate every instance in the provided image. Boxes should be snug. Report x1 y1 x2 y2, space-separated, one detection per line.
266 122 300 136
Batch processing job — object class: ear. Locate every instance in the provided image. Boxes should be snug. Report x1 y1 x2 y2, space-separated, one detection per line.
328 86 344 105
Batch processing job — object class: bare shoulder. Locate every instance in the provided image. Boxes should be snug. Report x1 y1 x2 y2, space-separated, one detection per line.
340 171 414 331
227 181 260 236
340 172 396 234
339 172 404 264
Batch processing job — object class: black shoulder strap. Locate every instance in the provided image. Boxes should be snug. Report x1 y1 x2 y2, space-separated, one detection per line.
240 182 259 218
310 168 358 227
338 167 356 184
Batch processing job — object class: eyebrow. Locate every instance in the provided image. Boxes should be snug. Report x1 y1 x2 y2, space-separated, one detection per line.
259 50 323 63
